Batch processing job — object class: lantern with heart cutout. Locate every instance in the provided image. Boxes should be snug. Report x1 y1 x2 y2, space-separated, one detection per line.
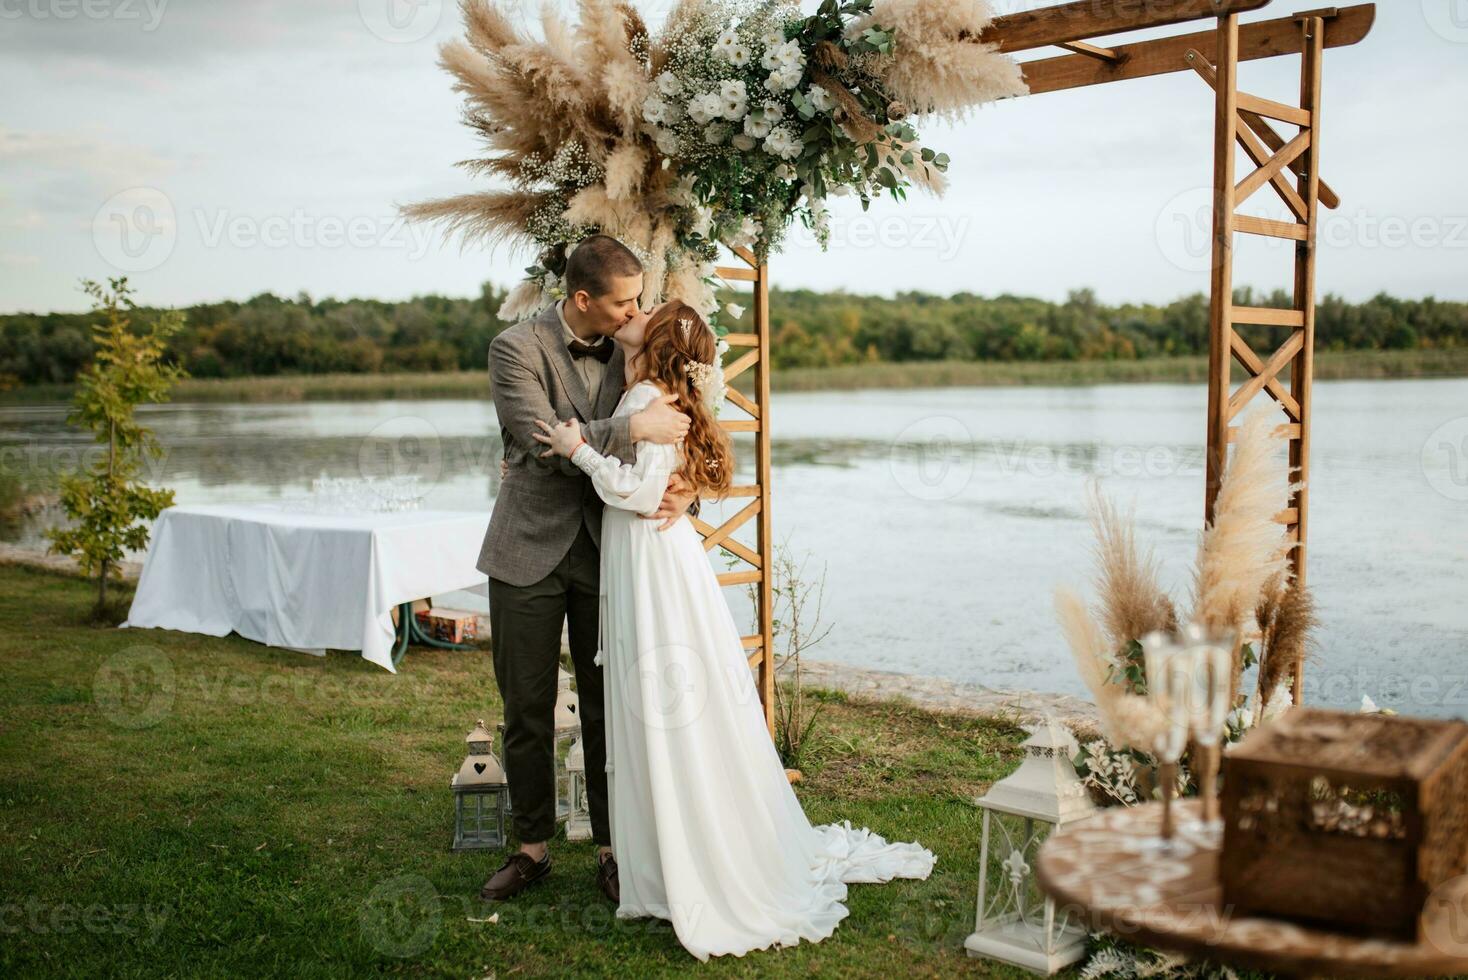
452 719 509 851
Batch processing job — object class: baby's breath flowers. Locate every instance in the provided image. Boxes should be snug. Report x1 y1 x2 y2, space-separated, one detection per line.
407 0 1021 327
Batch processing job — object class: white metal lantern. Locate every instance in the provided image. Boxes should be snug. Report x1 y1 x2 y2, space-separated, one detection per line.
965 718 1095 974
552 686 581 822
564 735 592 841
452 719 509 851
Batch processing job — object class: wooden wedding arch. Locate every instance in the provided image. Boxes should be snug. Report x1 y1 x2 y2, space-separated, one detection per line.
704 1 1376 736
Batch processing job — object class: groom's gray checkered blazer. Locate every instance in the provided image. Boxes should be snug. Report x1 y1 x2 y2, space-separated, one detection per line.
476 304 635 587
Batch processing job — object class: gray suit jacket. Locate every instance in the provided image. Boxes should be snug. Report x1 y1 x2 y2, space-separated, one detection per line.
477 304 636 587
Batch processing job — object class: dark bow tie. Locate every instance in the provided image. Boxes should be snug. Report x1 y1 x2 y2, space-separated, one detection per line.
567 338 613 364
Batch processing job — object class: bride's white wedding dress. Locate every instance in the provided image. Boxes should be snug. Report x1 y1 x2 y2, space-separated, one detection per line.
568 379 936 962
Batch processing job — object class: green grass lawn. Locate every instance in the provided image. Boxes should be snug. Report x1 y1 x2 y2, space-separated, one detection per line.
0 563 1046 978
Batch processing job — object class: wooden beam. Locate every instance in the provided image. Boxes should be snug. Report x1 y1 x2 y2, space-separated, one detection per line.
1236 90 1311 126
1020 4 1375 96
1289 15 1327 704
1204 13 1240 526
979 0 1272 54
1234 214 1308 240
1232 306 1306 328
1058 40 1120 62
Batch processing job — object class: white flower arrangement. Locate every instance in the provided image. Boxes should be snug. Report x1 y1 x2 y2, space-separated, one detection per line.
408 0 1024 320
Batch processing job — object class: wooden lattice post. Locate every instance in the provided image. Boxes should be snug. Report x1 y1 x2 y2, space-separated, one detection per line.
697 246 776 737
1197 11 1330 702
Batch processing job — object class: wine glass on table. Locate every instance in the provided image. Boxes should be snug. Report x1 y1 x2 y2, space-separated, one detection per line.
1140 630 1192 851
1179 623 1233 835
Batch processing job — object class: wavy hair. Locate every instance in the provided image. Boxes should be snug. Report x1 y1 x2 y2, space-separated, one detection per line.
628 300 733 499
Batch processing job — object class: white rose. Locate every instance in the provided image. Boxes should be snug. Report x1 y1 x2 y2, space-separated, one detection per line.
764 65 800 93
656 71 681 97
721 95 747 121
775 40 803 67
760 29 784 49
728 43 751 67
774 163 794 180
655 129 679 156
641 95 668 125
703 122 729 145
808 84 834 112
714 28 739 56
731 133 756 151
725 302 745 319
743 114 772 139
761 100 784 122
692 206 714 237
720 79 746 102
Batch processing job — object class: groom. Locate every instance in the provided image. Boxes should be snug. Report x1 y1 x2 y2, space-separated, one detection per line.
477 234 698 904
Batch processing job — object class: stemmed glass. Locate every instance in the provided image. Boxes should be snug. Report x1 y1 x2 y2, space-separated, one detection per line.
1180 623 1234 830
1140 630 1193 848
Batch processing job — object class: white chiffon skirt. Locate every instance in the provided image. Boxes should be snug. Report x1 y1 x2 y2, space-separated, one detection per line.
593 507 936 961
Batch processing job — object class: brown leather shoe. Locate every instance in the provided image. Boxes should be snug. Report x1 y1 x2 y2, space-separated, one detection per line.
480 851 551 901
596 852 619 904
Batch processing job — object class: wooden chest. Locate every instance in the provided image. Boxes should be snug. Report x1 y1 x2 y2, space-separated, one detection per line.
1221 706 1468 941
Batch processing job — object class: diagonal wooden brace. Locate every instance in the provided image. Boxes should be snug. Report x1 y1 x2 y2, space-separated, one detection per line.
1185 48 1341 210
1228 331 1306 422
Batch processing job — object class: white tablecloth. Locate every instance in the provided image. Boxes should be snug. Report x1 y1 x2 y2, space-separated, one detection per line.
122 503 489 672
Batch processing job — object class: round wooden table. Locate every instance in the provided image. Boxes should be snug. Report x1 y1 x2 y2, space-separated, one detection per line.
1035 800 1468 977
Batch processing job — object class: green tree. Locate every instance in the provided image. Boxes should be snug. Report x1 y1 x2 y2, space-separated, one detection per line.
46 278 187 616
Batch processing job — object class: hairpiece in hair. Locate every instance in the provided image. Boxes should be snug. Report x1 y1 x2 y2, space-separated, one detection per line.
677 315 693 340
686 356 726 413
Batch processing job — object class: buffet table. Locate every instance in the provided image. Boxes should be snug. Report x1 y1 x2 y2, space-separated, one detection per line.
122 503 489 671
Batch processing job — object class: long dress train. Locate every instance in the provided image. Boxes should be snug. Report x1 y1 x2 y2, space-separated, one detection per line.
568 379 936 962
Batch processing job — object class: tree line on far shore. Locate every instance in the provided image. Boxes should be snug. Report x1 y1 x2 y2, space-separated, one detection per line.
3 283 1464 386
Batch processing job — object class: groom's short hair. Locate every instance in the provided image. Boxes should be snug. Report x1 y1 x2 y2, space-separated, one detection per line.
564 235 642 299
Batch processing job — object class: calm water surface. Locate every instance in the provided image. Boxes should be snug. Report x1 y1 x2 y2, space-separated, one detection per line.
4 378 1465 717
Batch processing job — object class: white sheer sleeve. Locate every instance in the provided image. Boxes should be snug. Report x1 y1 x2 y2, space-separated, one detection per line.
569 383 678 516
571 439 677 516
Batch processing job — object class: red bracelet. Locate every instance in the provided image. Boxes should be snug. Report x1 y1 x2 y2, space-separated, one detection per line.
572 437 588 455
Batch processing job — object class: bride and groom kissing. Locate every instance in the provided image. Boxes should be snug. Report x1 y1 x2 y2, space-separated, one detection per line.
475 234 934 961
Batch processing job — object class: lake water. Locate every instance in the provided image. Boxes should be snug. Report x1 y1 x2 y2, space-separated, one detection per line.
4 378 1465 718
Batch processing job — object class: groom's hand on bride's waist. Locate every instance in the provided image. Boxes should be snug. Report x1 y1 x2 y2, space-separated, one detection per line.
630 394 690 445
645 471 699 531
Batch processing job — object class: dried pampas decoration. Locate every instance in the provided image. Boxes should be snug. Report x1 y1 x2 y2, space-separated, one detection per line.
1190 405 1301 699
852 0 1027 120
1085 482 1178 658
1056 586 1165 752
401 0 1023 321
1255 577 1317 714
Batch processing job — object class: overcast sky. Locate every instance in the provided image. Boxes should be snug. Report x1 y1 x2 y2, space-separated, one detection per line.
2 0 1464 314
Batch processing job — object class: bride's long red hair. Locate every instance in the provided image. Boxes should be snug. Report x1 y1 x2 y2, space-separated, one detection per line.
628 300 733 499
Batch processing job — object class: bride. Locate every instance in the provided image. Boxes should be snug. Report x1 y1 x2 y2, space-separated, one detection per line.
532 298 935 962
